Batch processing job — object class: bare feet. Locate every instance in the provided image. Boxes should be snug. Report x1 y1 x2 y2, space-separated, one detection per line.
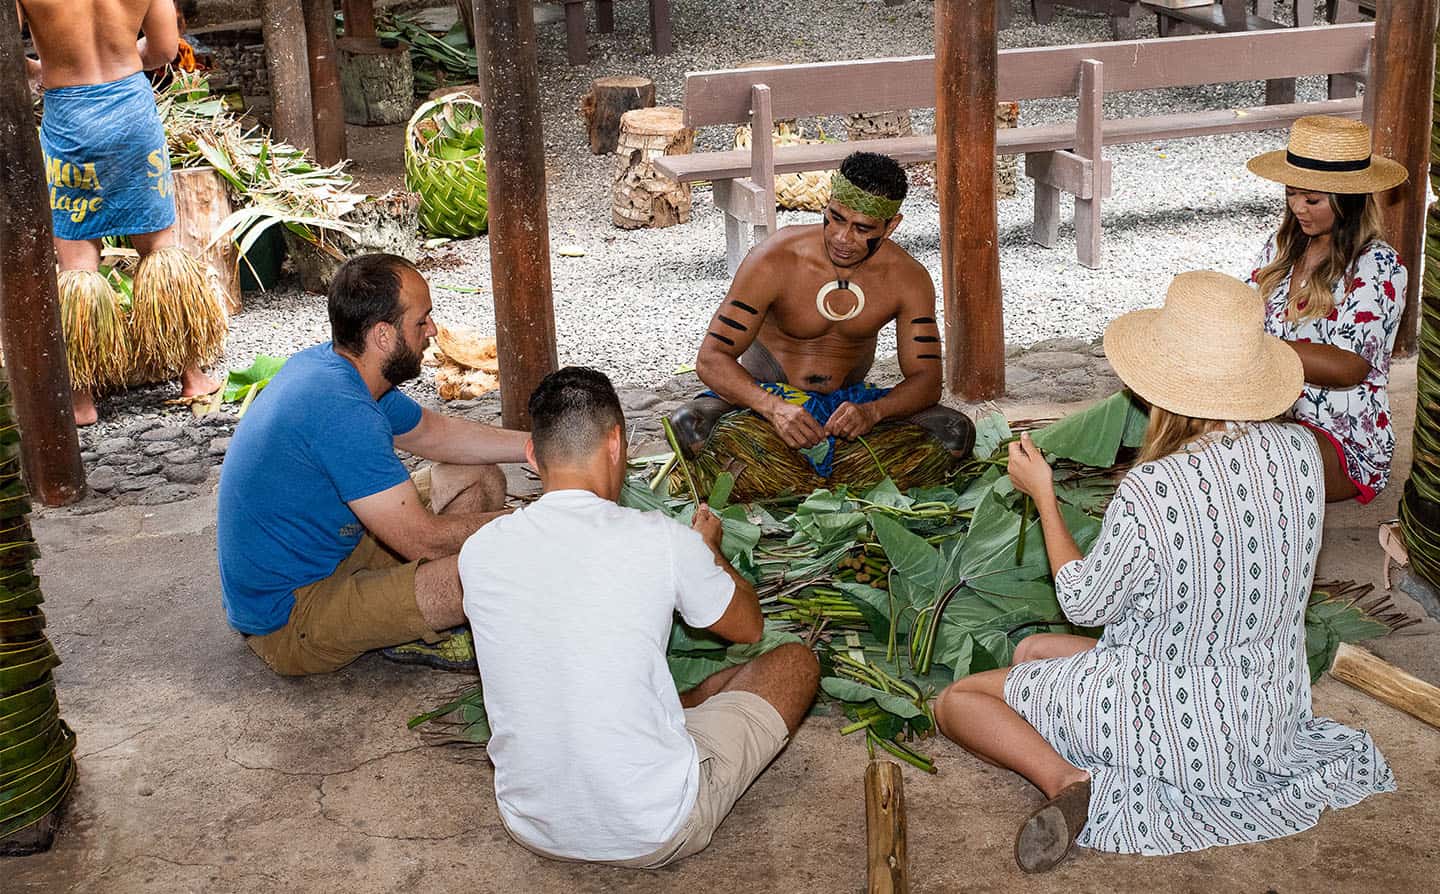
180 365 221 398
73 388 98 427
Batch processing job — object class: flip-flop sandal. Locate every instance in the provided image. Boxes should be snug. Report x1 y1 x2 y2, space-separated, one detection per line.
1014 777 1091 874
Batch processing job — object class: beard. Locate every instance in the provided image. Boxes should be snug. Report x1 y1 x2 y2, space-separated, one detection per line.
381 339 424 386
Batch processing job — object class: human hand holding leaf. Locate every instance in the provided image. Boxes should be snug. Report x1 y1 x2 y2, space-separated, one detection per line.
1007 433 1055 501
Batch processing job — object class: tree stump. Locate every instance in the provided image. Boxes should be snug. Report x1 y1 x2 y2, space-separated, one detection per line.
845 109 915 141
285 192 422 293
579 76 656 155
612 107 695 230
338 37 414 126
171 166 242 314
996 101 1020 200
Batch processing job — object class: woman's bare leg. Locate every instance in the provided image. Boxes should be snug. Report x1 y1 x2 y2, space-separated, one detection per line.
1012 633 1098 664
1310 429 1359 503
935 668 1089 800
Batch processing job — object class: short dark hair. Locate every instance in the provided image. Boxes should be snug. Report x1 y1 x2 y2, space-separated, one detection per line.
327 254 418 355
839 151 908 204
528 367 625 467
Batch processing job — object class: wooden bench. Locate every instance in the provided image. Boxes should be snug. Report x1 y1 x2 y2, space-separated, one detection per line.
655 23 1373 273
560 0 671 66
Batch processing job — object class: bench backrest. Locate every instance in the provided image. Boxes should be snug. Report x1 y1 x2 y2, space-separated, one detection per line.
681 23 1373 127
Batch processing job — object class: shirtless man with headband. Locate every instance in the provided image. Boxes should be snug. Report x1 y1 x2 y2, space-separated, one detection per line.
671 151 974 467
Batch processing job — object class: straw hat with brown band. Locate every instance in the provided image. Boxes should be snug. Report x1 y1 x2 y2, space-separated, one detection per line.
1103 271 1303 421
1247 115 1407 195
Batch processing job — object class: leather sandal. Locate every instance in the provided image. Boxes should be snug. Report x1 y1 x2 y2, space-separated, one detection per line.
1014 777 1091 874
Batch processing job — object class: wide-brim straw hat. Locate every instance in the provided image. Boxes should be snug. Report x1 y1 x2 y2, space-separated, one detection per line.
1247 115 1407 194
1103 271 1302 421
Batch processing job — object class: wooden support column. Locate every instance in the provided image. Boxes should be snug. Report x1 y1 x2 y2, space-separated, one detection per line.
475 0 559 429
303 0 347 166
0 4 85 506
1370 0 1439 358
261 0 316 153
341 0 375 38
936 0 1003 401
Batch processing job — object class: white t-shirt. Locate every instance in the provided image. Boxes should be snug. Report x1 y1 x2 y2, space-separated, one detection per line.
459 489 736 861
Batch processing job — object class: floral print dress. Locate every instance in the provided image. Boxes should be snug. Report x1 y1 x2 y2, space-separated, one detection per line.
1247 238 1406 502
1005 423 1395 855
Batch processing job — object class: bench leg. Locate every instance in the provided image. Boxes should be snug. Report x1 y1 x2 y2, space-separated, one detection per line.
1032 178 1061 250
1031 0 1055 26
564 2 587 65
997 0 1012 30
724 212 749 275
650 0 673 56
1111 4 1143 40
597 0 614 33
1265 78 1297 105
1075 195 1101 269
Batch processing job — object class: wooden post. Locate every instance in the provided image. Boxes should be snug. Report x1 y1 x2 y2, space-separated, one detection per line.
865 760 909 894
341 0 375 38
261 0 316 153
303 0 347 166
1330 643 1440 730
935 0 1004 401
475 0 559 429
1369 0 1439 358
0 3 85 506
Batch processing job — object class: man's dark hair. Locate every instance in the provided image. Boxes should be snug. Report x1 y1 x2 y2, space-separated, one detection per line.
528 367 626 467
839 152 908 204
327 254 418 355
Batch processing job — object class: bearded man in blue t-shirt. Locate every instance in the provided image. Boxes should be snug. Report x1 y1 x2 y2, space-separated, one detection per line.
217 254 528 675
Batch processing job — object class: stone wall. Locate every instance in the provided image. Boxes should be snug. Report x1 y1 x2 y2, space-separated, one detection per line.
190 23 269 95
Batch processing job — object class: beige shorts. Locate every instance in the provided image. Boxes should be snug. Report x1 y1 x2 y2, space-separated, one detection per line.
511 690 790 869
244 534 443 676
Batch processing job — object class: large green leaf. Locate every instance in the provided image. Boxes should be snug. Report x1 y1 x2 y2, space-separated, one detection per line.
972 411 1013 459
861 478 912 510
1031 391 1147 467
222 355 287 403
871 514 945 592
836 581 911 641
819 676 925 719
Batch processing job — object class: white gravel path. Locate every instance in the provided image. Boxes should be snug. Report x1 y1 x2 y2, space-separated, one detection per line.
219 1 1339 393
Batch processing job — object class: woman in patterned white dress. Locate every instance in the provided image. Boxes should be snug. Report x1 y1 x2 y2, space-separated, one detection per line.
1245 115 1409 503
934 272 1394 873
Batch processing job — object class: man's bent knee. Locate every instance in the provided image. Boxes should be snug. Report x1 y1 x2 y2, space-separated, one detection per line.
910 405 977 457
669 397 734 459
776 641 820 693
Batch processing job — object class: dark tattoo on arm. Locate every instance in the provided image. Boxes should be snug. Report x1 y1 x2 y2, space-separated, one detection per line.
805 374 832 386
729 300 759 315
913 335 940 343
917 354 941 361
717 314 747 331
707 331 736 347
911 316 936 325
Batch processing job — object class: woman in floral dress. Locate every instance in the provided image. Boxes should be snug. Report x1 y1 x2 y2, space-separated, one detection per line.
1246 116 1409 503
934 272 1394 873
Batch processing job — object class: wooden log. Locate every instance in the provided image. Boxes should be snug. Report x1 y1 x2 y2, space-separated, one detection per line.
303 0 347 166
613 107 695 229
845 109 915 141
1330 643 1440 730
995 101 1020 199
865 760 909 894
341 0 375 38
338 36 414 125
261 0 316 153
0 0 84 506
476 0 559 429
935 0 1004 401
171 167 242 315
578 76 656 155
1369 0 1439 358
284 193 421 294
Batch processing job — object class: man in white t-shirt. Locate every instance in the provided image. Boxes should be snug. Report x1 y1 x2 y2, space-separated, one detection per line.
459 367 820 868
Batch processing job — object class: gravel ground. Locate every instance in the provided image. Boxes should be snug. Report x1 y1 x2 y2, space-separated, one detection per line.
116 2 1339 408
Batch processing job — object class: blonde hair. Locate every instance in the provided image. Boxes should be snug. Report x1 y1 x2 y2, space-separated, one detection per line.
1254 191 1386 324
1136 406 1227 464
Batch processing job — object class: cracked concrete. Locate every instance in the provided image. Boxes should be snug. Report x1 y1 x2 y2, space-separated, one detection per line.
9 361 1440 892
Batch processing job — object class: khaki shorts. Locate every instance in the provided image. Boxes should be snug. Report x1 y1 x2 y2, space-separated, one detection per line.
245 534 442 676
511 691 790 869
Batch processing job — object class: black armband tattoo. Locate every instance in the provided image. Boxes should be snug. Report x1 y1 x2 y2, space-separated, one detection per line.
911 316 936 325
717 314 747 331
913 335 940 343
729 300 759 315
917 353 942 361
707 331 736 347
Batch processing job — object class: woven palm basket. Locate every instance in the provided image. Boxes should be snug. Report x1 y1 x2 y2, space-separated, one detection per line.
406 95 489 238
735 123 832 212
672 412 959 502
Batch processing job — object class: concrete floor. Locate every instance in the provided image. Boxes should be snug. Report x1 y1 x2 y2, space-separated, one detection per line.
11 360 1440 893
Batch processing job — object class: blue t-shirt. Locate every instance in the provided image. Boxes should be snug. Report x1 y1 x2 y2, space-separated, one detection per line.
217 343 423 635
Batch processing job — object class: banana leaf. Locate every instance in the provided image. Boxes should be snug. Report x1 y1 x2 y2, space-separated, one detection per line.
222 355 288 404
1031 390 1148 467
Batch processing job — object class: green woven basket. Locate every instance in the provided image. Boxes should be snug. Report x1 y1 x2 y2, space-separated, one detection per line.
405 95 489 238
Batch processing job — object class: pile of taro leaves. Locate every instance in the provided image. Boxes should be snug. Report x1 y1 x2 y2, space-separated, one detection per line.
411 392 1399 772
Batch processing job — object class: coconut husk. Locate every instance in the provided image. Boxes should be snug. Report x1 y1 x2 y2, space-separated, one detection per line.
674 412 959 502
56 270 130 389
425 324 500 400
127 247 227 382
